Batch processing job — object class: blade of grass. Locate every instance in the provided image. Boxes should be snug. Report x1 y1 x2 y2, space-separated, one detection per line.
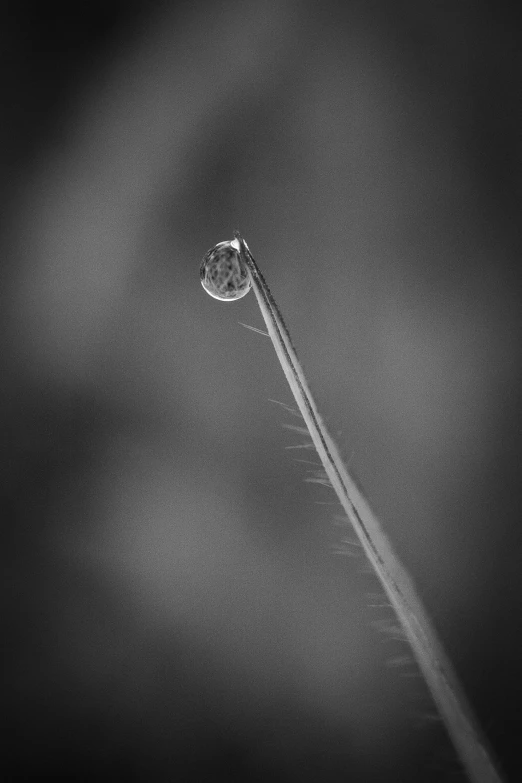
231 231 502 783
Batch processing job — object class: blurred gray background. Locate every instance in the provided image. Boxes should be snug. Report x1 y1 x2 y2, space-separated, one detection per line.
2 1 521 781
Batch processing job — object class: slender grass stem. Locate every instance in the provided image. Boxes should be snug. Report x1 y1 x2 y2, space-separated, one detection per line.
230 232 503 783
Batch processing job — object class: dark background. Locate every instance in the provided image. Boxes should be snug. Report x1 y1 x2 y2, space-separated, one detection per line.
2 2 521 781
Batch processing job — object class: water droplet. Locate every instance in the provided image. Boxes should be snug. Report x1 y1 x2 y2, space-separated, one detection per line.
200 240 251 301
